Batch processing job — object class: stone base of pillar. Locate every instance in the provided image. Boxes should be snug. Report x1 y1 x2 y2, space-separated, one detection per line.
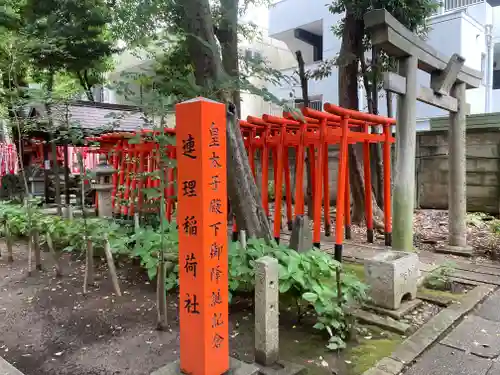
151 358 259 375
256 360 306 375
436 245 474 257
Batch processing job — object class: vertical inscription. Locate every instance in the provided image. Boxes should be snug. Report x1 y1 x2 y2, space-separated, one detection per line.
176 98 228 375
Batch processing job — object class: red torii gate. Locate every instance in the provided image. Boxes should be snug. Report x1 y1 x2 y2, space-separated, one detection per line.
88 130 177 220
88 101 396 261
240 103 395 260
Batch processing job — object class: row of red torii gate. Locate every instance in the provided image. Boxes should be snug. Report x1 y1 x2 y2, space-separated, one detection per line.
88 100 396 262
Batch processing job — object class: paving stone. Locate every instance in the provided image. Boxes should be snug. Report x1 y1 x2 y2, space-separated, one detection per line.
392 311 458 364
441 315 500 358
435 245 474 257
452 270 500 286
391 285 493 364
351 308 410 334
476 290 500 322
454 262 500 277
374 357 404 375
361 368 392 375
0 357 24 375
405 344 491 375
365 299 423 319
449 277 484 286
486 360 500 375
417 290 454 307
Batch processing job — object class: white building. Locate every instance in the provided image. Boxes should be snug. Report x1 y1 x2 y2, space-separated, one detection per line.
267 0 500 130
96 6 296 121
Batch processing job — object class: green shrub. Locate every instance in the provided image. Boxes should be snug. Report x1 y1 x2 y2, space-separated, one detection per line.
0 202 367 350
424 262 455 290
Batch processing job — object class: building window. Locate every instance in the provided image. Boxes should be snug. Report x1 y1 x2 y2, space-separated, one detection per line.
493 70 500 90
294 98 323 111
244 49 263 61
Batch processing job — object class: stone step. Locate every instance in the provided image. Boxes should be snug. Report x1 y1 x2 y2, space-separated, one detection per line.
451 269 500 286
453 261 500 276
416 290 455 307
351 308 411 334
364 298 423 320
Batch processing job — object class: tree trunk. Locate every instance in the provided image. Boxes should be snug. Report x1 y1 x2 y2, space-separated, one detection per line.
226 111 273 241
216 0 240 115
50 140 62 215
156 258 168 330
369 47 384 207
295 50 314 219
63 143 70 211
5 221 13 262
181 0 273 242
43 142 50 204
45 71 62 216
83 239 94 293
338 11 384 227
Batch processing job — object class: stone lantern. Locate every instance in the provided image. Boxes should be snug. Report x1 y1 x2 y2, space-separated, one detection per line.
93 154 116 218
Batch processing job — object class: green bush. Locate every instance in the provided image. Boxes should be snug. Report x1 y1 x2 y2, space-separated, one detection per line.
0 202 367 350
423 262 455 291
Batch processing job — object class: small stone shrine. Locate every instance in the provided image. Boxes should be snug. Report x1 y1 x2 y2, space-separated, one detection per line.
92 154 116 218
365 251 419 310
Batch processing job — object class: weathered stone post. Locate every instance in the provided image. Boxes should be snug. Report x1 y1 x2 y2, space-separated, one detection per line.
255 256 279 366
392 55 418 252
93 154 116 219
447 82 472 254
289 215 312 253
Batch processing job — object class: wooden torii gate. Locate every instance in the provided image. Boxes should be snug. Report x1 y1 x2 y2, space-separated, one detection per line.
364 10 483 255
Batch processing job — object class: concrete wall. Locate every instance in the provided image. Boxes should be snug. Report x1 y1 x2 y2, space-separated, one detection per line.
263 115 500 214
417 125 500 214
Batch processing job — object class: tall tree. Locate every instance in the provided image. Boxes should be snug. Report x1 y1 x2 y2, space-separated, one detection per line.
311 0 437 225
111 0 292 242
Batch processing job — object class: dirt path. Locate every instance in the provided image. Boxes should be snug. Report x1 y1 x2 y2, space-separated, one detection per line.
0 241 343 375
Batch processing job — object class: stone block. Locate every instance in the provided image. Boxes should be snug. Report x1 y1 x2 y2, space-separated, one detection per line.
365 298 423 319
435 245 473 257
151 358 259 375
289 215 312 253
256 360 306 375
365 251 419 310
255 256 279 366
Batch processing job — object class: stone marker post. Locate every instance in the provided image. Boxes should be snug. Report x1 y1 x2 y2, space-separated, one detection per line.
448 82 470 251
176 97 229 375
255 256 279 366
289 215 312 253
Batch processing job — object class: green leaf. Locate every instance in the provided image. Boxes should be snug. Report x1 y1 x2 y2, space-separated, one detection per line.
313 322 325 330
147 265 157 280
302 292 318 303
279 280 293 293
